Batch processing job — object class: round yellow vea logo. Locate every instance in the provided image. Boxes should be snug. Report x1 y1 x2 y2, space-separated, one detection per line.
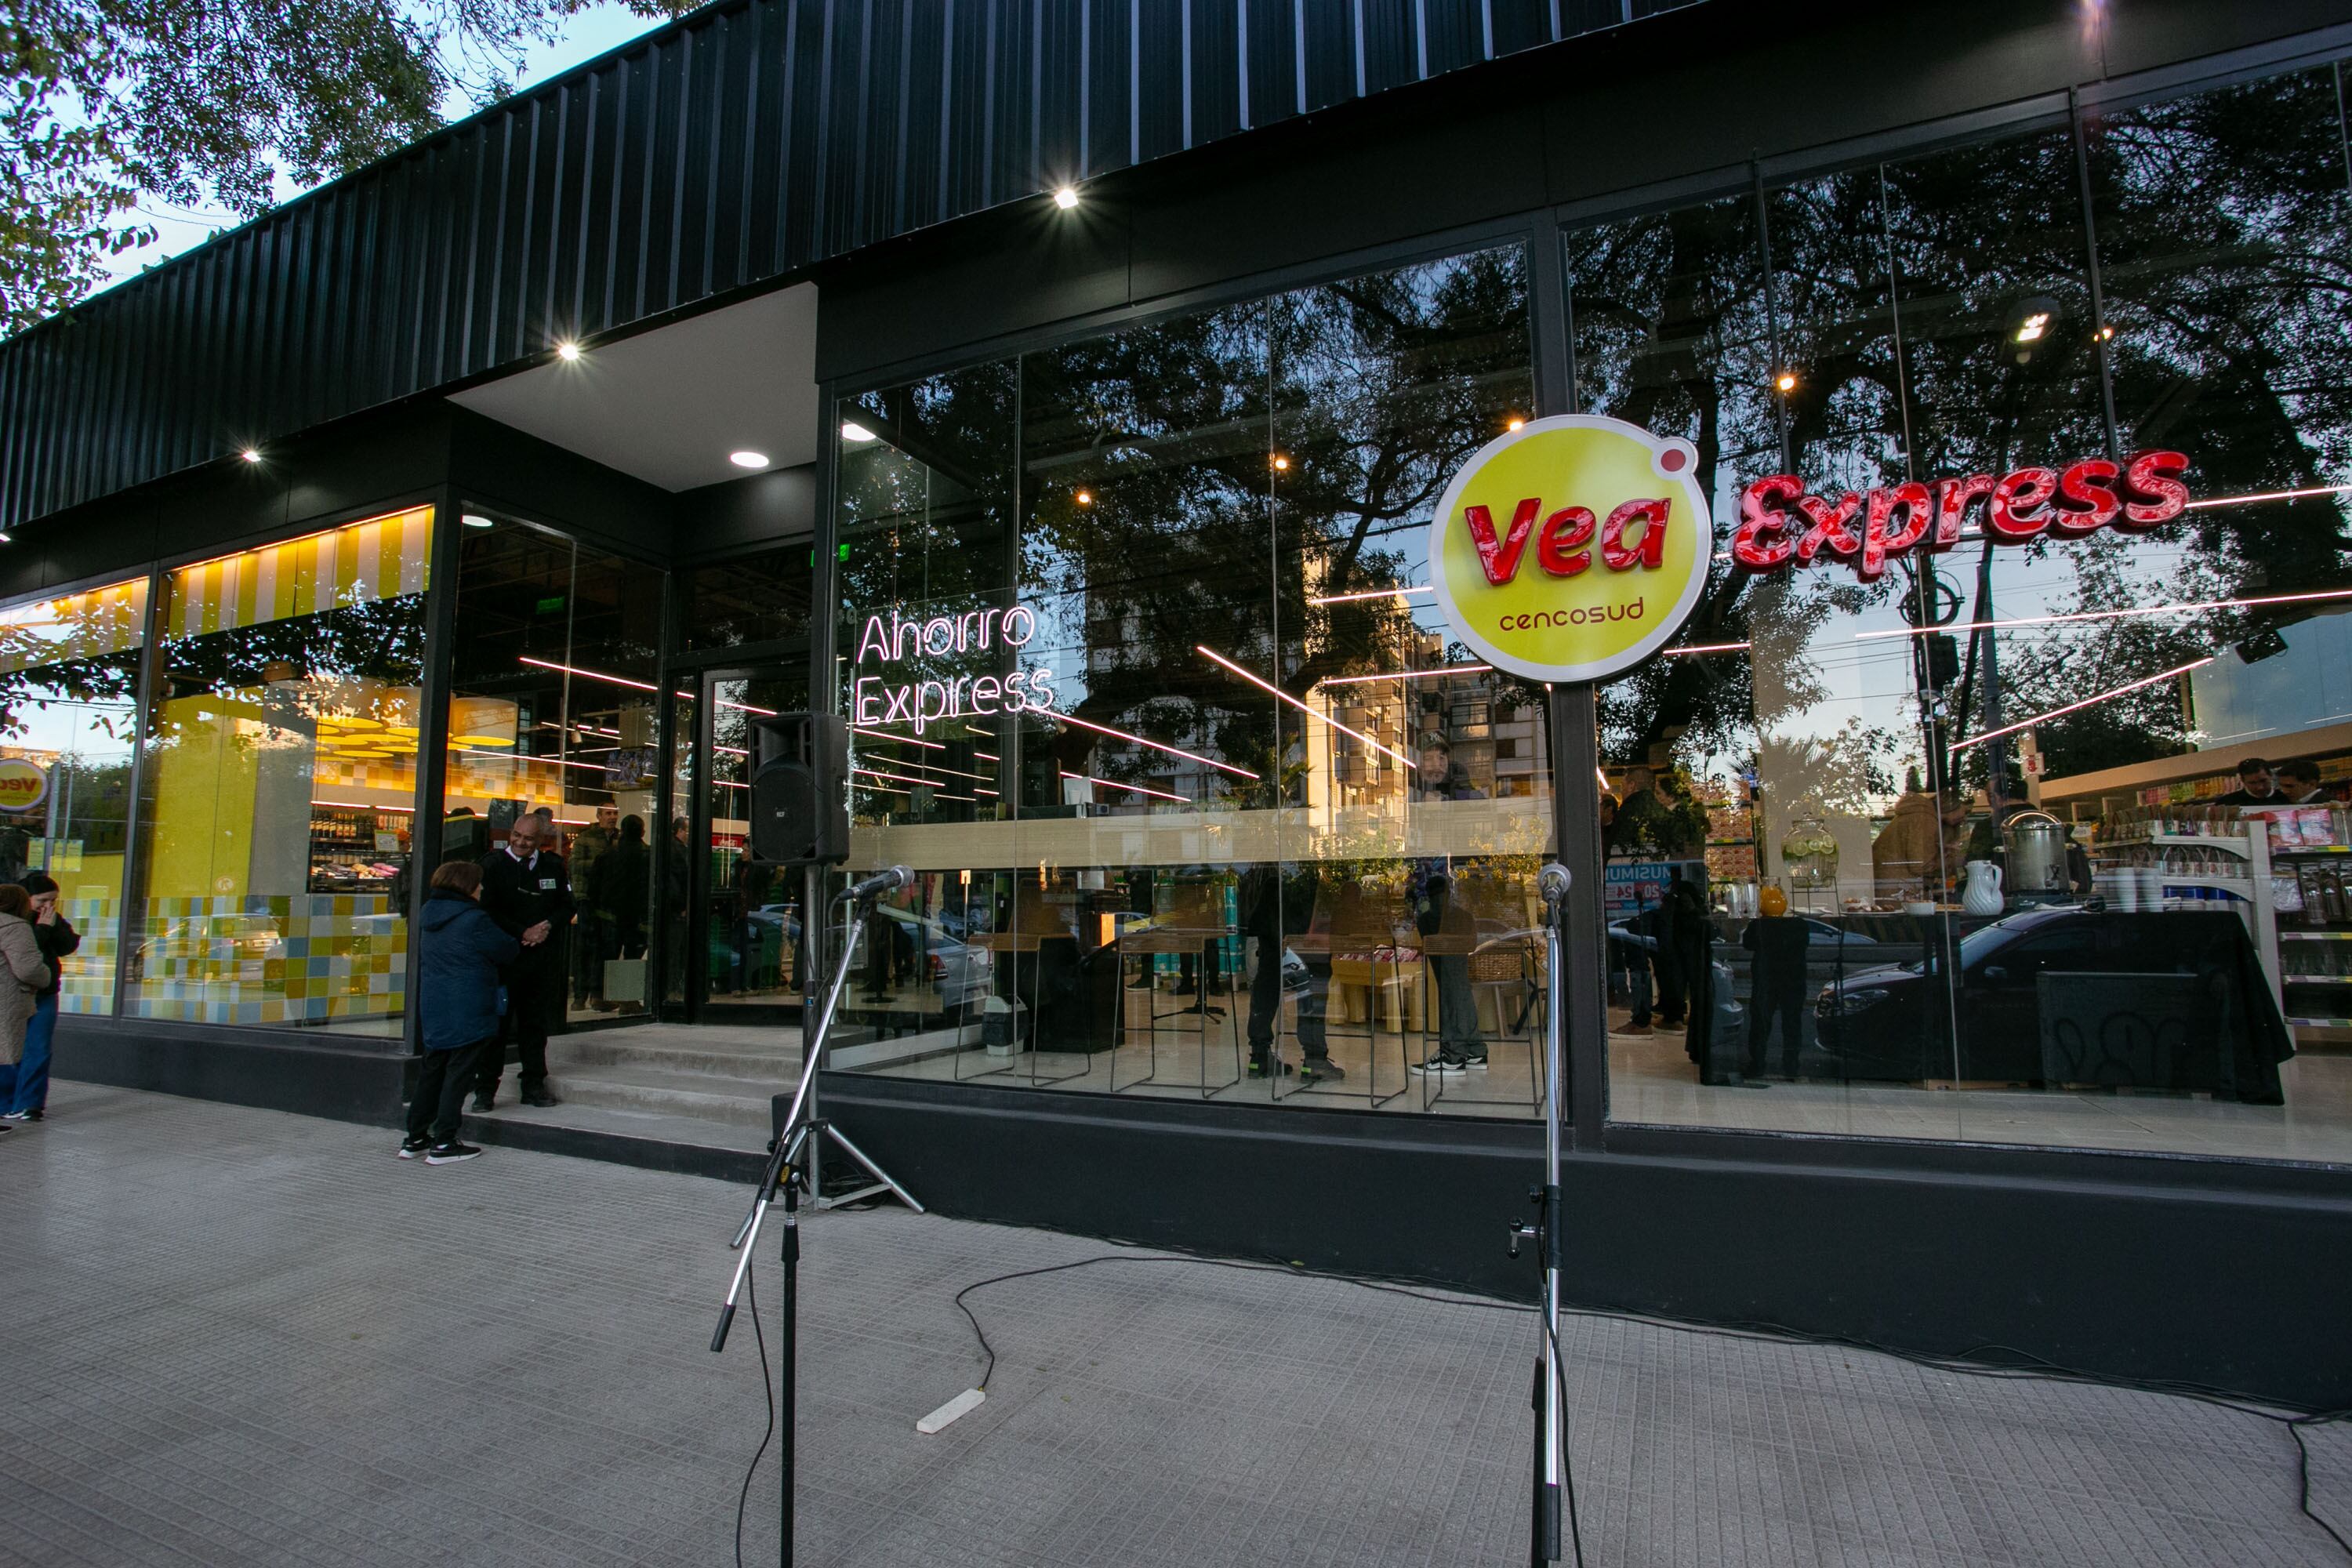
1428 415 1711 683
0 758 47 813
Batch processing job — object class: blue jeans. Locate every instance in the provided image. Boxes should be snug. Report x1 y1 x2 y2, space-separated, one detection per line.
7 993 55 1112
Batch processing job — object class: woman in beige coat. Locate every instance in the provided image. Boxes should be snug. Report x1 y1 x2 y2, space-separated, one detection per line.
0 884 53 1136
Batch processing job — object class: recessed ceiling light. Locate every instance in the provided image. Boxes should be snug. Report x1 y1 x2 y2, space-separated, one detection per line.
1053 186 1080 209
240 448 263 463
730 450 771 469
463 514 495 528
840 422 877 442
555 341 582 361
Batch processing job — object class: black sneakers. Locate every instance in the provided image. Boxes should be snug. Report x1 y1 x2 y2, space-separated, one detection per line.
1413 1047 1490 1075
470 1094 494 1112
1299 1056 1348 1083
521 1089 561 1108
397 1136 430 1159
425 1141 483 1165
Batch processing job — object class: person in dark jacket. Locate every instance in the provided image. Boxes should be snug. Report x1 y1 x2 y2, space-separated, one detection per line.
404 861 519 1163
474 812 572 1109
589 814 652 1011
2 872 78 1122
1410 739 1489 1073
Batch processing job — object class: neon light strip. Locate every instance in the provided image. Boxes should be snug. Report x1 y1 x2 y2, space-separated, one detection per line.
891 759 993 782
853 724 946 750
1196 646 1415 766
520 655 659 694
1049 709 1261 780
314 800 415 812
974 751 1000 761
857 779 913 797
856 766 942 789
1949 658 2215 751
1854 586 2352 641
1308 585 1435 606
1322 663 1492 685
1663 641 1751 656
975 787 999 797
2186 481 2352 510
935 793 977 802
1062 770 1189 804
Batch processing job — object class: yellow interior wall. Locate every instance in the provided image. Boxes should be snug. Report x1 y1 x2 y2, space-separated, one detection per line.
146 694 261 902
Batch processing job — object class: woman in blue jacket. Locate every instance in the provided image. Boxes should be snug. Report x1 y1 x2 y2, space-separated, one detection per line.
404 860 521 1164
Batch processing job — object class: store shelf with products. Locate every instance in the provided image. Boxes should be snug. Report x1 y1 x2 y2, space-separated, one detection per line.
2091 809 2281 1015
307 803 414 898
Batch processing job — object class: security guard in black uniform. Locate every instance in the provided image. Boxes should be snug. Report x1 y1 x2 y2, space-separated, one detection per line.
474 812 573 1109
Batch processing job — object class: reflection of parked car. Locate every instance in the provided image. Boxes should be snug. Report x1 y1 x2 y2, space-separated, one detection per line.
1608 915 1875 949
1813 906 2267 1084
866 905 990 1013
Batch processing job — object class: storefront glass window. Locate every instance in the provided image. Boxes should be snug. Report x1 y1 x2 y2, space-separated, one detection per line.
1592 66 2352 1163
681 544 815 649
127 509 430 1033
440 516 666 1025
829 244 1547 1114
0 579 147 1013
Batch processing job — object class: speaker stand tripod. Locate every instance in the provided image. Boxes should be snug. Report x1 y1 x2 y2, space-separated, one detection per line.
710 881 922 1568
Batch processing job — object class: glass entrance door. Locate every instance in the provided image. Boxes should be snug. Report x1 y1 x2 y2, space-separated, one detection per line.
690 666 811 1021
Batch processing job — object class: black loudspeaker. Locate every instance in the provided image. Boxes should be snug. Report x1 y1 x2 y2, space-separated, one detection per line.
747 713 850 865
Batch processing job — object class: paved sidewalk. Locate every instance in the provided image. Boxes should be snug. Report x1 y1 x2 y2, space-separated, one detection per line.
2 1084 2345 1567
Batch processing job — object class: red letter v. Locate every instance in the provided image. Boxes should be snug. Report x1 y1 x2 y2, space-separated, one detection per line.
1463 498 1541 586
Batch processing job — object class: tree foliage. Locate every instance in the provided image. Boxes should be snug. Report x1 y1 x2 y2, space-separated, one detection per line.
2 0 689 334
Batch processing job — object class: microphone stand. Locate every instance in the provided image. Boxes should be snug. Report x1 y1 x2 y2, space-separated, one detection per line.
710 879 924 1568
1512 863 1571 1564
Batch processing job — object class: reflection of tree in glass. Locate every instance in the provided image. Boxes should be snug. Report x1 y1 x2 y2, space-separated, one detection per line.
1019 251 1531 789
1578 72 2352 786
151 597 428 747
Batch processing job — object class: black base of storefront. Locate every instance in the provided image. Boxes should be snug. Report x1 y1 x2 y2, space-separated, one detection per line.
57 1018 411 1125
818 1073 2352 1410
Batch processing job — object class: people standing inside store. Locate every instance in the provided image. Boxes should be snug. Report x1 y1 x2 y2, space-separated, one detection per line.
404 861 518 1163
2276 759 2327 804
568 802 619 1010
0 884 51 1137
1 873 77 1123
474 815 571 1109
589 814 651 1012
663 816 690 1000
1741 898 1809 1083
1240 861 1343 1082
1410 739 1488 1074
2216 757 2281 806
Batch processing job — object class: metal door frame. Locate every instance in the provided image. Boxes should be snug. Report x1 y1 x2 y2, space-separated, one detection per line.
685 660 811 1025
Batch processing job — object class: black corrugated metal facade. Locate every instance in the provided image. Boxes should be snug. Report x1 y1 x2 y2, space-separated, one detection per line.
0 0 1695 536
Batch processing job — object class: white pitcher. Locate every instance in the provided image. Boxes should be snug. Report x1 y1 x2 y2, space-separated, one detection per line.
1961 859 2005 916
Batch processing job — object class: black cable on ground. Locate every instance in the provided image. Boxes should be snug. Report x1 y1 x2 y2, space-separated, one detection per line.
734 1259 775 1568
943 1247 2352 1563
1544 1316 1588 1568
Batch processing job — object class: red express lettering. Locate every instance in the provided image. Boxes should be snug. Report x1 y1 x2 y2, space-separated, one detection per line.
1734 452 2191 579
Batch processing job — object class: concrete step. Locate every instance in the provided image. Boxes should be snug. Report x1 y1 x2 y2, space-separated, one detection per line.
545 1063 782 1127
472 1097 771 1154
551 1031 803 1079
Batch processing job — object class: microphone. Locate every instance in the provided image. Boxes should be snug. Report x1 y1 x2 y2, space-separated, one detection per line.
1538 862 1571 906
838 864 913 902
